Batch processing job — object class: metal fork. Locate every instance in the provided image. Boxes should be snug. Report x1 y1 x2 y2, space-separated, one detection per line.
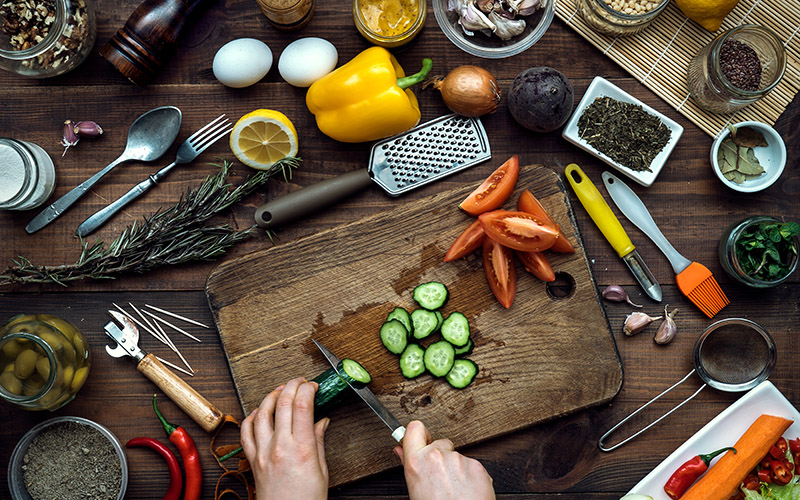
76 115 232 237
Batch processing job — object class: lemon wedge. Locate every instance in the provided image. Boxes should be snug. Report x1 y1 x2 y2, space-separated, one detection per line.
674 0 739 32
230 109 298 170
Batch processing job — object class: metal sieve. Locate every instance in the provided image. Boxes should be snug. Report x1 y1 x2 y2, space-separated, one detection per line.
599 318 776 451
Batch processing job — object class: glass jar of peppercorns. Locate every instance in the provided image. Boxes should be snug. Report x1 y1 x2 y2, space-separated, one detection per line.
687 25 786 114
0 0 96 78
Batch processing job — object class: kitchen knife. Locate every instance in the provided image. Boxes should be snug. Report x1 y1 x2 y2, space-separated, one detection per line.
313 339 406 442
565 163 662 302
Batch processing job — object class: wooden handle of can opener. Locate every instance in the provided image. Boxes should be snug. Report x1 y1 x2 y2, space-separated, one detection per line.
137 353 224 433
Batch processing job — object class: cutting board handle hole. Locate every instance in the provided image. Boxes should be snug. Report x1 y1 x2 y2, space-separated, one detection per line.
546 272 576 300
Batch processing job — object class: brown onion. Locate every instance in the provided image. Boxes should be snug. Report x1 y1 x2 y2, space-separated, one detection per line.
428 65 501 117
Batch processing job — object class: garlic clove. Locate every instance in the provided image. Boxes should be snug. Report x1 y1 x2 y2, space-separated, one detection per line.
623 311 662 336
74 120 103 137
602 285 642 307
653 305 679 345
60 119 79 156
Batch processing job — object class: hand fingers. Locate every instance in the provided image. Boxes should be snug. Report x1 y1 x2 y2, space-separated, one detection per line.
429 438 455 452
314 417 330 477
253 385 283 445
239 408 258 459
393 445 404 465
292 381 318 441
402 420 431 461
274 377 305 436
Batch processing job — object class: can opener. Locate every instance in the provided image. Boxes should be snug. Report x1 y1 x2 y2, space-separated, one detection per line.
104 310 224 432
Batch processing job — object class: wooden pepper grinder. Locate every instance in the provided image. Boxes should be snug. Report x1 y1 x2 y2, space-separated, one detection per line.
101 0 213 85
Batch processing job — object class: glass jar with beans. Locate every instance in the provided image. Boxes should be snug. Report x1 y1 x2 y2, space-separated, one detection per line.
687 25 786 114
0 314 91 411
577 0 668 37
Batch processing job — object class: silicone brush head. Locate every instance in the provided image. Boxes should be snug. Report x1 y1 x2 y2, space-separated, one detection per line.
675 261 729 318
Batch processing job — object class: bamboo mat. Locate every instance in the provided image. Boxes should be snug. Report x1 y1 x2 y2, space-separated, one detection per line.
555 0 800 137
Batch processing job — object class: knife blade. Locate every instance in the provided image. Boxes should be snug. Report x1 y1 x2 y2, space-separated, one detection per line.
313 339 406 442
565 163 662 302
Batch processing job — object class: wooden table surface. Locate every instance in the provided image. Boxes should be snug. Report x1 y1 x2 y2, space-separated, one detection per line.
1 1 798 498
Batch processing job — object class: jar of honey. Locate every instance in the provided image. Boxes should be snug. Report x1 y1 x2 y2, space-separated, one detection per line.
0 314 91 411
353 0 426 48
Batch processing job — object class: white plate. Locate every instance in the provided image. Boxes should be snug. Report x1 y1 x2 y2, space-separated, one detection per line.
562 76 683 187
627 381 800 498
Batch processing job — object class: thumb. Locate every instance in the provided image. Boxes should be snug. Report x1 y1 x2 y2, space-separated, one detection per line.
314 417 330 474
402 420 430 463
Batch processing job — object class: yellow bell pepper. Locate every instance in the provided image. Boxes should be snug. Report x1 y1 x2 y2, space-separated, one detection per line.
306 46 433 143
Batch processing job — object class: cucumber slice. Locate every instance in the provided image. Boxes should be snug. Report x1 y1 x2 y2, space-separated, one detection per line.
441 312 470 347
434 310 444 330
424 340 455 377
413 282 449 310
386 307 412 334
380 319 408 355
313 359 371 414
454 338 474 356
399 344 425 379
411 309 439 340
446 359 478 389
340 358 371 385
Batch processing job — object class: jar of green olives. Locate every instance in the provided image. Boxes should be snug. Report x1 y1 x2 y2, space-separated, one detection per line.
0 314 91 411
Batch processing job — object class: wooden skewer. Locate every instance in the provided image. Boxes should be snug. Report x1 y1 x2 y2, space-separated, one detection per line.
112 303 168 346
143 309 202 343
156 356 194 377
144 304 210 329
146 309 194 374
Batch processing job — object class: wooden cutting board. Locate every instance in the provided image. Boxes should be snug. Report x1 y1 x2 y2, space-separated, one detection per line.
206 164 622 487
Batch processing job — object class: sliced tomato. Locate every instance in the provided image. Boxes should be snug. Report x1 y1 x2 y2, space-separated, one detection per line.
517 189 575 254
478 210 559 252
444 220 485 262
459 155 520 216
515 251 555 282
482 238 516 308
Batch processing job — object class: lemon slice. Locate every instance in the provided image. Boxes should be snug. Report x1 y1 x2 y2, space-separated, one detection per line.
230 109 298 170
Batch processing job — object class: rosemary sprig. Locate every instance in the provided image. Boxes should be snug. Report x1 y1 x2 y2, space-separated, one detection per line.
0 157 299 287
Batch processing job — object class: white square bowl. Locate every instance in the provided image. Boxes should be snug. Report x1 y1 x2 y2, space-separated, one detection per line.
562 76 683 187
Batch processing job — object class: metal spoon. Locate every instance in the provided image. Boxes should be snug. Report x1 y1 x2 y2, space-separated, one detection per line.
25 106 182 234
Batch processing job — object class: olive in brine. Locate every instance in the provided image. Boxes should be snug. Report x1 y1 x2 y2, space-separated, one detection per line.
14 349 38 379
0 371 23 395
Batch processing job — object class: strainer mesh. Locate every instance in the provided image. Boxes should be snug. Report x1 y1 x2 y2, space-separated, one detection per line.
698 323 771 385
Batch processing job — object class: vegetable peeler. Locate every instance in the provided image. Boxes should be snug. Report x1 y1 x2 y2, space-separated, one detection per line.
104 310 224 432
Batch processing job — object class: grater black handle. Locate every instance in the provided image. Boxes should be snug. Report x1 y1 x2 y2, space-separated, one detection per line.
255 169 373 229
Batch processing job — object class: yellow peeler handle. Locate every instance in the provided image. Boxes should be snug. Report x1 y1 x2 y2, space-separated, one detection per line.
565 163 635 258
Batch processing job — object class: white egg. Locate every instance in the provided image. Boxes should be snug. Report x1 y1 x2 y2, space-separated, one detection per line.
278 37 338 88
213 38 273 88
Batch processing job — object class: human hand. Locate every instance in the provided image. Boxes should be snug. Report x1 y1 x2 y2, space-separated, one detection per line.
394 420 495 500
240 377 329 500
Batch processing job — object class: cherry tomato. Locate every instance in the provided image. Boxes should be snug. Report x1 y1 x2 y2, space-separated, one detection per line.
444 220 485 262
517 190 575 254
459 155 520 216
515 251 555 282
482 238 516 309
479 210 559 252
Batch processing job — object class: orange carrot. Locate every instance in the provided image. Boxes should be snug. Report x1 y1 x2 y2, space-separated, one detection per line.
680 414 793 500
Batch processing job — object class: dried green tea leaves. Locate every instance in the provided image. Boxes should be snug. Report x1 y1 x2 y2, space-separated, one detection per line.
718 125 768 184
577 96 671 172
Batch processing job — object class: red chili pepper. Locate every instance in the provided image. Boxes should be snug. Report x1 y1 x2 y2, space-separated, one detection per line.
770 458 793 485
743 473 761 490
663 447 737 500
126 437 183 500
758 467 774 484
153 394 202 500
788 437 800 455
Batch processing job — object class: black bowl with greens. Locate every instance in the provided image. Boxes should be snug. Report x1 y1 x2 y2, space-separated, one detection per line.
719 216 800 288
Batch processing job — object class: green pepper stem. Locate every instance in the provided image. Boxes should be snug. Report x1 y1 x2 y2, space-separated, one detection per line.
218 445 244 462
700 446 736 465
153 394 178 437
397 58 433 89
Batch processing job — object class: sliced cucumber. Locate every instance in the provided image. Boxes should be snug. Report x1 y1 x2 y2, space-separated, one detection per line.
446 359 478 389
386 307 412 334
441 312 470 347
413 282 449 310
411 309 439 340
380 319 408 355
340 358 371 385
454 338 474 357
424 340 455 377
399 344 425 379
313 359 371 414
434 310 444 330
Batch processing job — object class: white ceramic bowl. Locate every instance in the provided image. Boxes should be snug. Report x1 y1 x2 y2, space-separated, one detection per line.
562 76 683 187
432 0 555 58
710 120 787 193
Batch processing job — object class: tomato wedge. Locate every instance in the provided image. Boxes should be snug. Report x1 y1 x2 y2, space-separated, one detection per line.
517 190 575 254
444 220 485 262
459 155 520 216
478 210 559 252
482 238 516 308
515 251 555 282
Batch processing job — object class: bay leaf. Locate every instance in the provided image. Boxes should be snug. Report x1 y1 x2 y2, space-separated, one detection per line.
736 146 765 176
727 170 747 184
732 126 769 148
718 138 738 173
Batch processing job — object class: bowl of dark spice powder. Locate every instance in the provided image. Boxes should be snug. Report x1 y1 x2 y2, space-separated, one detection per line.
8 416 127 500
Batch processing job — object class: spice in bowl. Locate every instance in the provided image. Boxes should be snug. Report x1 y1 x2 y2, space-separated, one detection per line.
577 0 667 37
353 0 426 48
716 125 768 184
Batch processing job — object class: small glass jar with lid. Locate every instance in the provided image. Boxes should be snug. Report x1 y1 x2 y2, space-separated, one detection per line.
719 216 799 288
354 0 426 48
0 314 91 411
687 25 786 114
0 138 57 211
577 0 668 37
0 0 96 78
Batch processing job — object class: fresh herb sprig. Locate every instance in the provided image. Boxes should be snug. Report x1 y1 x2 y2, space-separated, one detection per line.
735 221 800 281
0 157 299 287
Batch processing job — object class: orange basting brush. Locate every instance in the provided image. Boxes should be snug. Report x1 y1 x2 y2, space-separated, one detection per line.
603 172 729 317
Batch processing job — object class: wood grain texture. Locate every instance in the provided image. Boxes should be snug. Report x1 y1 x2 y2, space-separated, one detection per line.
207 165 623 486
